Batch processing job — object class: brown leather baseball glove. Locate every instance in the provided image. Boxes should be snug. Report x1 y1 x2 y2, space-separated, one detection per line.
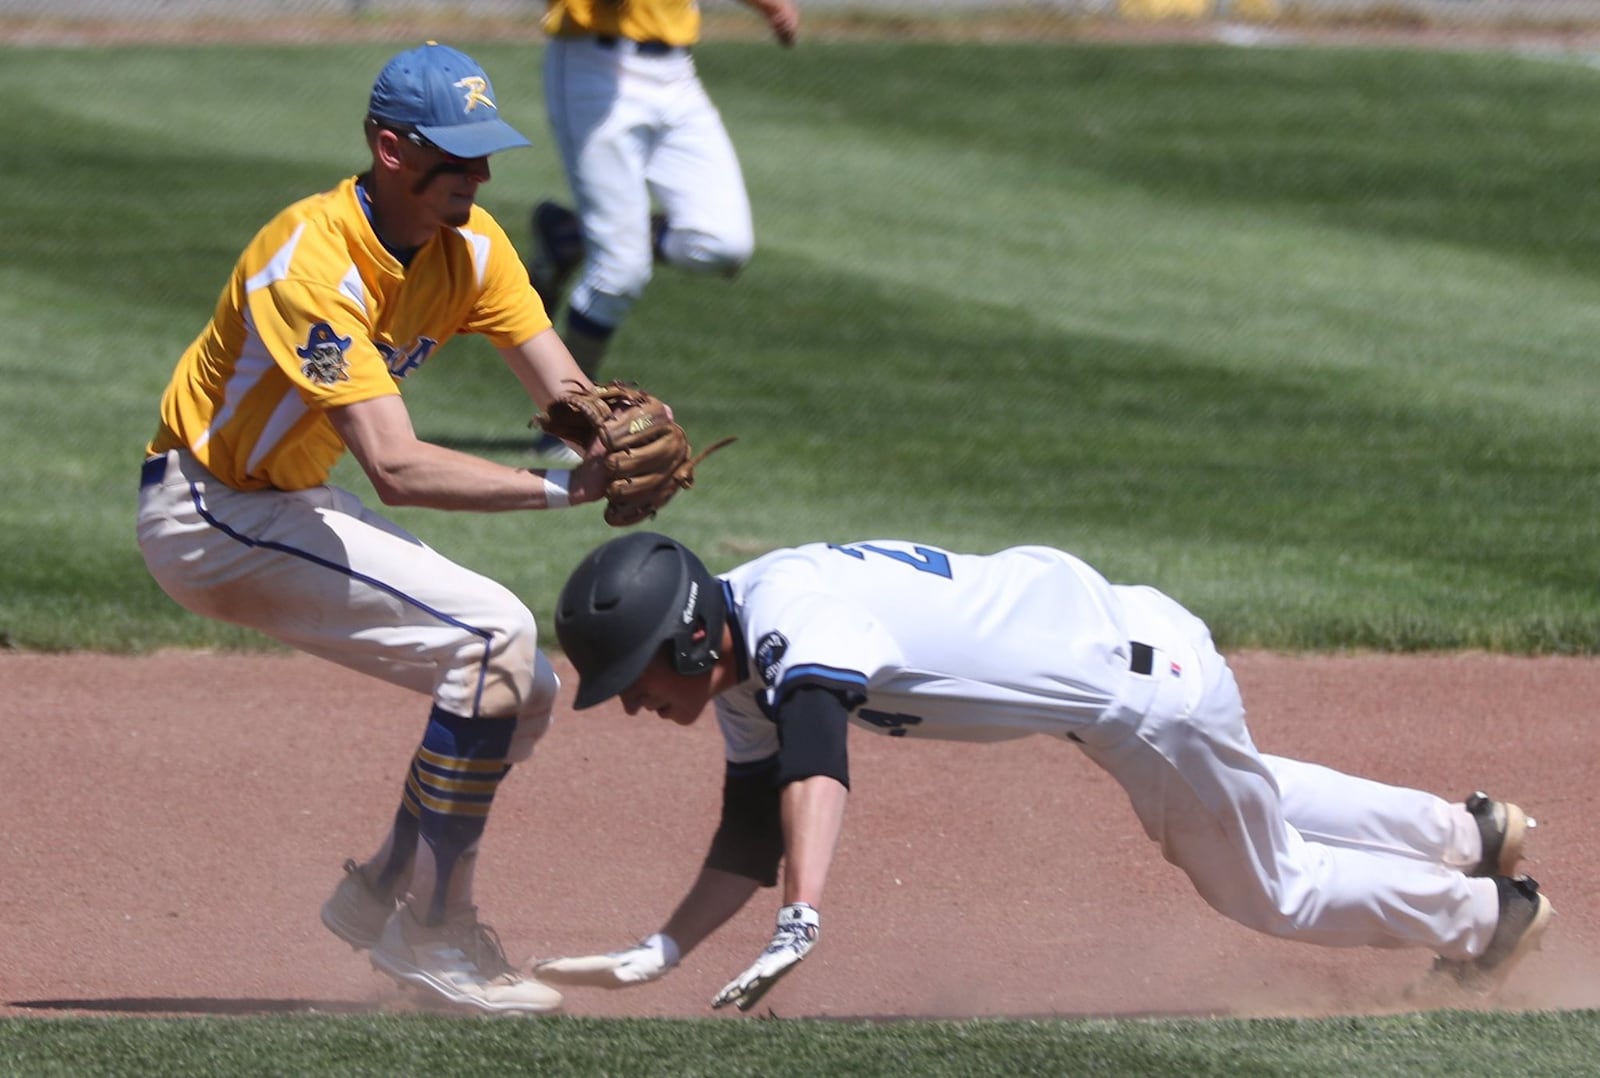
534 381 734 527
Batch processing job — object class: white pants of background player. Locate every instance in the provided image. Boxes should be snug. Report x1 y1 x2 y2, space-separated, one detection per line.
542 36 755 330
135 448 556 757
1078 586 1499 960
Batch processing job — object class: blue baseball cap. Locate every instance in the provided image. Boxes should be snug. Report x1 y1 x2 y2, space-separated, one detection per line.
368 42 530 158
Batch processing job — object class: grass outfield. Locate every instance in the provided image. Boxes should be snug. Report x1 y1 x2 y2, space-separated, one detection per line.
2 40 1600 652
1 35 1598 1068
3 1009 1600 1076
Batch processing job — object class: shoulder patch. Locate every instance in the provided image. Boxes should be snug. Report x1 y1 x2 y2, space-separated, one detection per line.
755 631 789 687
296 322 352 385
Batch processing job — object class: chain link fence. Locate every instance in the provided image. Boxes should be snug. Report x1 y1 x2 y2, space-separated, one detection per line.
7 0 1600 30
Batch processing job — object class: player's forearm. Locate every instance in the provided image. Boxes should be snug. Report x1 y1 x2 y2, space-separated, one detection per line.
331 394 601 510
500 330 593 411
702 782 837 1012
360 433 613 511
780 775 848 907
367 444 580 510
660 866 762 957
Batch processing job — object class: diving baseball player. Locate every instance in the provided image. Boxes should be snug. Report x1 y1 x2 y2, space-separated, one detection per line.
526 0 799 427
538 533 1552 1010
136 43 630 1015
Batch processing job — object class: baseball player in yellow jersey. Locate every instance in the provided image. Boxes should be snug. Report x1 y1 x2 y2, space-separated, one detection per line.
526 0 800 463
136 43 627 1015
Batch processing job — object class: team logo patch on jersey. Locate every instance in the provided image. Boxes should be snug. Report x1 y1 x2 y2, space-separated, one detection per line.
755 631 789 687
296 322 352 386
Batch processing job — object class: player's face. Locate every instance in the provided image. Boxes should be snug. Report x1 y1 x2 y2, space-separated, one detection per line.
416 157 491 227
395 132 491 227
618 655 714 726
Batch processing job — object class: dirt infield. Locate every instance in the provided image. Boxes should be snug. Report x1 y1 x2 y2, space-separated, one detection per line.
2 649 1595 1020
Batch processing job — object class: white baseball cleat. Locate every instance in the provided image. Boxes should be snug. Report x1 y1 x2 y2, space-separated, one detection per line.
320 858 398 951
371 904 564 1015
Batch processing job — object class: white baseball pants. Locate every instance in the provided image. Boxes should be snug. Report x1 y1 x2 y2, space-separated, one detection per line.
136 450 556 756
1080 586 1500 960
543 36 754 328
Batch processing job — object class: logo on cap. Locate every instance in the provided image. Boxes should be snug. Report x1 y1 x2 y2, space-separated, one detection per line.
455 76 494 116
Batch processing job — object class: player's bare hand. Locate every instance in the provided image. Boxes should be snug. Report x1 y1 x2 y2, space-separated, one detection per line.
535 933 679 988
567 458 609 506
758 0 799 46
711 903 818 1011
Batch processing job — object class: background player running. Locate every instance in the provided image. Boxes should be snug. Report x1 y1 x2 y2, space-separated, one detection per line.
538 532 1551 1011
526 0 799 462
136 43 637 1015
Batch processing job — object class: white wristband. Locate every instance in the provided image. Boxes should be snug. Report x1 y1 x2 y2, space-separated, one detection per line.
542 469 571 509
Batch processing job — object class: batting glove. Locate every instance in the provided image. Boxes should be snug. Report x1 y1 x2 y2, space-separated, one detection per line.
535 932 680 988
711 903 819 1011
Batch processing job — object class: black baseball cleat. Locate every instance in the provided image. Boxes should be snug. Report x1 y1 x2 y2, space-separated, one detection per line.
1465 791 1532 877
528 200 585 316
1429 874 1553 994
650 212 667 263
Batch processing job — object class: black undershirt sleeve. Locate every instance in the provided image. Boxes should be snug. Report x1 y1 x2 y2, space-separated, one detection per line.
703 686 854 886
773 684 851 791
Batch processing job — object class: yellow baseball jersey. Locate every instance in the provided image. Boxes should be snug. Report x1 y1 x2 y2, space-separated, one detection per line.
148 176 549 492
544 0 700 48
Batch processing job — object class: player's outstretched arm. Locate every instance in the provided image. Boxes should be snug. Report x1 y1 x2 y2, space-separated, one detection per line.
331 394 605 510
535 867 760 988
711 774 846 1010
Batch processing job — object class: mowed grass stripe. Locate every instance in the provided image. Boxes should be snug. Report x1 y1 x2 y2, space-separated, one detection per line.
1 41 1597 652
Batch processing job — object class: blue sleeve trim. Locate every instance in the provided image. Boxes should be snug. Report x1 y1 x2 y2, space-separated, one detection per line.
778 664 868 709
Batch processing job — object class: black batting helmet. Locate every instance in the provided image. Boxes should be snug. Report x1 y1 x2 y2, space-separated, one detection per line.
556 532 727 710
